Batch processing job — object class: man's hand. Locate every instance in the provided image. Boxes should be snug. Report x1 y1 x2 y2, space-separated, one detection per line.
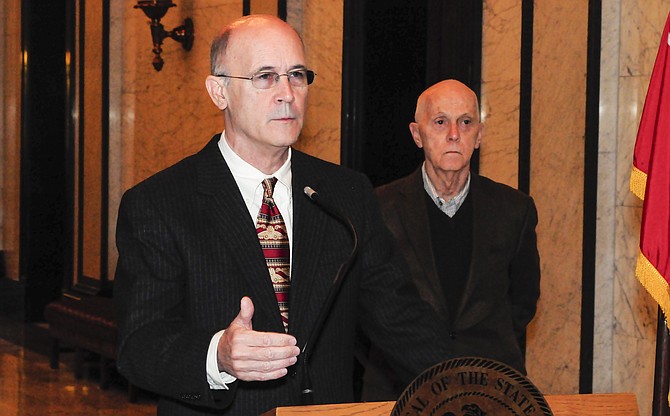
217 296 300 381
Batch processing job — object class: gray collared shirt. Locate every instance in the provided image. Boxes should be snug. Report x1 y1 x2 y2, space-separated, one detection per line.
422 163 471 218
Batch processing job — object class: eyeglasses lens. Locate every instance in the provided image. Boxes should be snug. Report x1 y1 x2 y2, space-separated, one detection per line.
251 71 315 89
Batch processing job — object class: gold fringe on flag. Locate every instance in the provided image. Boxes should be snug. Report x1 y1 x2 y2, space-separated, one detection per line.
629 165 647 200
636 250 670 326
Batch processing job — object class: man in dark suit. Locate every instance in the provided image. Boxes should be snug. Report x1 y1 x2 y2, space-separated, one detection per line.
361 79 541 400
114 15 450 415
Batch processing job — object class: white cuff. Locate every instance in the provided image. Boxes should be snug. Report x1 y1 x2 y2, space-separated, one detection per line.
206 330 237 389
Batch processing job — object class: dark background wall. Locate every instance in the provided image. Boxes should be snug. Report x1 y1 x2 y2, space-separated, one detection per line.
341 0 482 187
19 0 70 321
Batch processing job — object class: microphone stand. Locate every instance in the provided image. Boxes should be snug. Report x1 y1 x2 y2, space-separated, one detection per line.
300 187 359 405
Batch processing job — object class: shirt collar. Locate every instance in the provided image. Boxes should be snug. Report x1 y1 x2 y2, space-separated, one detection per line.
421 163 470 218
218 131 293 194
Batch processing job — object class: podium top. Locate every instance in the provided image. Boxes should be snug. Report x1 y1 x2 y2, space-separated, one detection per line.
261 401 394 416
261 393 639 416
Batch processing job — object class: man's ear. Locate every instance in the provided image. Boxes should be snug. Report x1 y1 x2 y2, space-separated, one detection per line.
205 76 228 110
475 122 484 149
409 122 423 149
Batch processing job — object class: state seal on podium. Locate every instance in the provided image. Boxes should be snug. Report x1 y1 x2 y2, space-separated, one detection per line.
392 357 553 416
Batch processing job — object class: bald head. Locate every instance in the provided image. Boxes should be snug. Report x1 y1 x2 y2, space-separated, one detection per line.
415 80 480 123
409 79 482 185
204 14 309 174
210 15 303 75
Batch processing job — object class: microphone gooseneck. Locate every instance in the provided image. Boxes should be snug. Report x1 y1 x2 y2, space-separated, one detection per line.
299 186 359 405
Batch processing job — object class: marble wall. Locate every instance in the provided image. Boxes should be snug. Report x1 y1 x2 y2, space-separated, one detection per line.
480 0 522 188
482 0 588 397
609 1 667 414
530 0 589 394
288 0 343 164
480 1 666 415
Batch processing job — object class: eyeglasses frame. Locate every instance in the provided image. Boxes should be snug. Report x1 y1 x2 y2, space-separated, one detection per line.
213 69 316 89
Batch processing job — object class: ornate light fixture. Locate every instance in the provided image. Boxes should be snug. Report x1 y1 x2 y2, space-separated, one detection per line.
134 0 194 71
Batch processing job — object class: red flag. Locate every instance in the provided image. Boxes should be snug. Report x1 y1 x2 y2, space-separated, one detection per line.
630 11 670 329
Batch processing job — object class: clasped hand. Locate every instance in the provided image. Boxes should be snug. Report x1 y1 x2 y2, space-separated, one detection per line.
217 297 300 381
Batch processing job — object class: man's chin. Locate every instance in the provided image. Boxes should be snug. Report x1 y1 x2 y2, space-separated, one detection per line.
269 134 300 148
434 159 468 173
270 126 301 144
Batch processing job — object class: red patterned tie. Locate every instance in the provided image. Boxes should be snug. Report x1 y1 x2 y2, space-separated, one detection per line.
256 178 290 331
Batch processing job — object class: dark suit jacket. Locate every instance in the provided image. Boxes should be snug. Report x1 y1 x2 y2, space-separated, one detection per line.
114 136 450 415
363 167 540 399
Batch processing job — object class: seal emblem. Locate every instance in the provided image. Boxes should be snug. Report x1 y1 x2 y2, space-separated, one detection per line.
392 357 553 416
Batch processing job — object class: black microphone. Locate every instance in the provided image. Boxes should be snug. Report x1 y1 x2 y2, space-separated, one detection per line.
299 186 359 405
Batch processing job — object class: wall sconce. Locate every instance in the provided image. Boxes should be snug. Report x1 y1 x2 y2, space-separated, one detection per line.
134 0 194 71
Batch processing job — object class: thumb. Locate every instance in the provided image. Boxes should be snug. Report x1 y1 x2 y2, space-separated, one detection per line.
232 296 254 330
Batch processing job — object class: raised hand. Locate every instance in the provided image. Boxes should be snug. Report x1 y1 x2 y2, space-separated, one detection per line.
217 296 300 381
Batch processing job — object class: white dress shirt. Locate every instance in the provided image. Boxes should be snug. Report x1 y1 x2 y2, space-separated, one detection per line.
206 132 294 389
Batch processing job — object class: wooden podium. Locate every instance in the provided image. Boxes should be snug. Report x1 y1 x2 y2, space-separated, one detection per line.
261 393 639 416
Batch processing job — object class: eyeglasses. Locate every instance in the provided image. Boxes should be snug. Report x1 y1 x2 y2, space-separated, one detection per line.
214 69 316 90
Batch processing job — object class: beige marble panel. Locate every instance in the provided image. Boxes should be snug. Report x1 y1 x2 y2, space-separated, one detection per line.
250 0 278 16
291 1 343 164
1 0 21 280
479 79 521 188
596 3 668 408
599 0 621 155
613 14 664 413
120 1 143 192
480 0 522 188
616 75 648 209
614 205 655 416
287 0 304 34
594 151 616 393
127 1 239 185
620 0 670 77
82 1 104 280
525 1 588 394
593 0 621 393
107 2 126 280
482 1 523 83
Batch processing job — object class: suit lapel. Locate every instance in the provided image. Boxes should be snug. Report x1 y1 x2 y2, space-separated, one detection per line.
285 152 329 343
396 169 450 319
195 136 284 331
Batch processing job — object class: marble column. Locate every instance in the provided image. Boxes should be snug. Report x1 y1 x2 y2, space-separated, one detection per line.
482 0 588 397
289 0 343 164
607 2 668 415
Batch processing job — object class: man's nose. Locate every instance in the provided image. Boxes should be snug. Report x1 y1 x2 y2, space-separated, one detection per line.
447 123 460 141
275 75 296 103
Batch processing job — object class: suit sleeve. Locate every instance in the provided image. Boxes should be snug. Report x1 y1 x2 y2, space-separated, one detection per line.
508 197 541 346
114 187 237 410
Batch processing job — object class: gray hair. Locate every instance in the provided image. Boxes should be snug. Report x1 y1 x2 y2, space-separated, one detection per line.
209 27 232 76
